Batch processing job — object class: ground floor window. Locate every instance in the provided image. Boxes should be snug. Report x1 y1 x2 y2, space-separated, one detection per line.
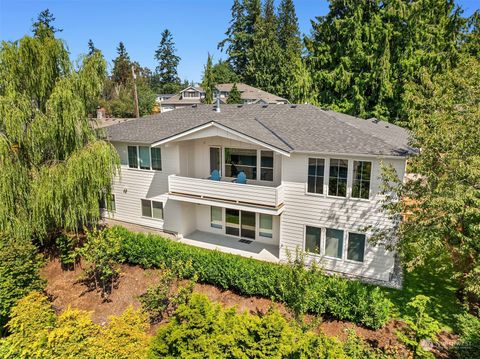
211 206 223 229
305 226 321 254
347 233 366 262
100 194 116 212
325 228 343 258
259 214 273 238
141 199 163 220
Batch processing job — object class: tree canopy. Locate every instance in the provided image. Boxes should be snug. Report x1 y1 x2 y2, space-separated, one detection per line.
227 83 242 104
153 29 181 93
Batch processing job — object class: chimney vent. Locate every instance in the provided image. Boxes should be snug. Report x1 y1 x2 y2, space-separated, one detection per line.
216 96 220 113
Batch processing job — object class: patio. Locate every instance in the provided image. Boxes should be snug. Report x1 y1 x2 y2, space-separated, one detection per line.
180 230 280 263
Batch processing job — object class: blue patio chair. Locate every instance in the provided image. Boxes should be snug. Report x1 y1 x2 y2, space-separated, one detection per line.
209 169 221 181
235 171 247 184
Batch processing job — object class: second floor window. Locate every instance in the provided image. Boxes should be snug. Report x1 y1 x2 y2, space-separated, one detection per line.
128 146 138 168
127 146 162 171
225 148 257 180
328 159 348 197
260 151 274 181
352 161 371 199
307 158 325 194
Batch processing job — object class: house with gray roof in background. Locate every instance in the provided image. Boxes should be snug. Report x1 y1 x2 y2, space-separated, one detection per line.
102 103 414 286
160 83 288 112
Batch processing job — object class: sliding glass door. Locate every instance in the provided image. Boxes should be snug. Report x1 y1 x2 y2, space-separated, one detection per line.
241 211 256 239
225 208 256 239
225 209 240 236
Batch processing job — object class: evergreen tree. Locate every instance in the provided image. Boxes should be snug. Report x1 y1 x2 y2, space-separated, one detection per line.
277 0 301 53
112 42 131 86
32 9 62 39
87 39 98 56
201 54 215 104
0 26 119 242
154 29 181 93
462 10 480 57
227 83 242 104
212 60 240 84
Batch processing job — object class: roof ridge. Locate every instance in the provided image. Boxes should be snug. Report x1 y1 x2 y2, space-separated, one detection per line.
254 117 294 151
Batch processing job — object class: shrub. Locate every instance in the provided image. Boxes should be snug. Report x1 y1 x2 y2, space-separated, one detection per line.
451 313 480 359
0 235 45 333
109 226 392 329
56 233 80 270
397 295 441 359
76 228 124 299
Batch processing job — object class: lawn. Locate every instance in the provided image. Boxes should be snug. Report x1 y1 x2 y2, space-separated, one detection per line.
383 263 465 332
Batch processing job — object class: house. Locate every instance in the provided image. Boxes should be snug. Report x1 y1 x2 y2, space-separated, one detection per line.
103 104 414 285
160 83 288 112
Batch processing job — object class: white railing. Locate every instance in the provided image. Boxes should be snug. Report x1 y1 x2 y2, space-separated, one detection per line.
168 175 284 207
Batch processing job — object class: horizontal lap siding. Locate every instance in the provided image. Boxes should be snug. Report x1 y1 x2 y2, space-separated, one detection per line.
279 153 405 282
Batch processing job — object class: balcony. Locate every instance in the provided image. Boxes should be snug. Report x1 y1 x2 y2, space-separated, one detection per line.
168 175 284 212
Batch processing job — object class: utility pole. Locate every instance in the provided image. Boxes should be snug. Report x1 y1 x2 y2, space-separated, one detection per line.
131 65 140 118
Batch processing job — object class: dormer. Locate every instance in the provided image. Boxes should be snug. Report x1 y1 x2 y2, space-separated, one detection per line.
180 86 204 99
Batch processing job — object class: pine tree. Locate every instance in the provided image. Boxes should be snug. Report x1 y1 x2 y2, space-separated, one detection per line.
154 29 181 93
227 83 242 104
32 9 62 39
202 54 215 104
87 39 98 56
112 42 131 86
277 0 301 53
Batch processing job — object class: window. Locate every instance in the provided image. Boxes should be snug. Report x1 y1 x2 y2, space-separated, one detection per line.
225 148 257 180
141 199 163 220
225 208 240 236
260 151 274 181
211 206 222 229
347 233 366 262
328 159 348 197
259 214 273 238
128 146 138 168
352 161 371 199
325 228 343 258
305 226 321 254
307 158 325 194
100 194 116 212
151 148 162 171
138 146 151 170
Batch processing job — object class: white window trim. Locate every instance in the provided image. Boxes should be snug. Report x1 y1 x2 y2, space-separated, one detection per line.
305 156 327 197
350 160 373 201
345 231 367 264
127 145 162 172
140 199 164 221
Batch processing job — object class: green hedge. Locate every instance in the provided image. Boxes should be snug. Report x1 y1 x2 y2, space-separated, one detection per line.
108 226 391 329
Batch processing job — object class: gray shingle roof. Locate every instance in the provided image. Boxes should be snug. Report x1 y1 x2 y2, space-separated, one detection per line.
104 104 414 156
215 83 288 103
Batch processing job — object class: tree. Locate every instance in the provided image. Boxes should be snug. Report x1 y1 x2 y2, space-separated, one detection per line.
211 60 240 84
112 42 131 86
305 0 464 122
87 39 98 56
277 0 301 53
227 83 242 104
153 29 181 93
201 53 215 104
0 26 119 242
32 9 62 39
462 10 480 58
377 55 480 301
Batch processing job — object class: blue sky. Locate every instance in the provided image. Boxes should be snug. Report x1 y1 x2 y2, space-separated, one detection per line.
0 0 477 83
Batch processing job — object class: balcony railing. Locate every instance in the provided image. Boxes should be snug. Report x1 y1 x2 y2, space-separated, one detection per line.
168 175 284 208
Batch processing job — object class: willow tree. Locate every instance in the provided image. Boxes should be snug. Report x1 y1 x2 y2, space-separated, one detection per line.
0 32 119 242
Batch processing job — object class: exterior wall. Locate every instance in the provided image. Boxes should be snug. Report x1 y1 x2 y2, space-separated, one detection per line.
279 152 405 282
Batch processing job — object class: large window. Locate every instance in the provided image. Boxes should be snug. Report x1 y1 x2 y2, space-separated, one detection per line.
141 199 163 220
305 226 321 254
128 146 138 168
127 146 162 171
225 148 257 180
259 214 273 238
307 158 325 194
347 233 366 262
211 206 223 229
352 161 371 199
328 159 348 197
260 151 274 181
325 228 343 259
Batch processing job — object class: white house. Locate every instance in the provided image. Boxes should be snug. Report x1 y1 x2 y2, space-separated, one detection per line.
103 104 414 285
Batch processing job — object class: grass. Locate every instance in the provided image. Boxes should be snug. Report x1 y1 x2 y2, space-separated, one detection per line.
383 263 466 332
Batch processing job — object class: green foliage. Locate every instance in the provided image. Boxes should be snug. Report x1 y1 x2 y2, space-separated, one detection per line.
0 28 120 242
76 228 124 298
396 295 441 358
153 29 181 93
56 234 80 270
1 291 149 358
451 313 480 359
377 55 480 301
226 83 242 104
112 42 131 86
110 226 391 329
0 236 45 331
211 60 240 84
32 9 62 39
201 53 215 104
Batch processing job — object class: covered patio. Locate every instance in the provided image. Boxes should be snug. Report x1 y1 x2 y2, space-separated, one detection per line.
179 230 280 263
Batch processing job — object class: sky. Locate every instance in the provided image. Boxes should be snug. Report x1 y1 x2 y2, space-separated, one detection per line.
0 0 478 83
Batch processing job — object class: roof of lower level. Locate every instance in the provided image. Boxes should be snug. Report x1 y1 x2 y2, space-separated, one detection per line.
104 104 415 157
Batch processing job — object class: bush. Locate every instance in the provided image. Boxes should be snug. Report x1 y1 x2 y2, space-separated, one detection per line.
107 226 392 329
451 313 480 359
0 235 45 332
56 233 80 270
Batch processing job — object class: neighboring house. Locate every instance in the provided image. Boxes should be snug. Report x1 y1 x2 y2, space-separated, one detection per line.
160 83 288 112
155 94 175 104
103 104 414 285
